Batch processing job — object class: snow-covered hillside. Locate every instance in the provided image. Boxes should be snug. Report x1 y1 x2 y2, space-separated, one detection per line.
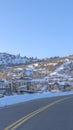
0 53 39 65
0 53 73 92
0 53 29 65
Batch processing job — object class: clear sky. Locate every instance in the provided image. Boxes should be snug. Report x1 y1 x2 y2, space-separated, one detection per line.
0 0 73 58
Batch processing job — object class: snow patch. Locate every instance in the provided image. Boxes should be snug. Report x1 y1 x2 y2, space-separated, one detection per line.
0 91 73 107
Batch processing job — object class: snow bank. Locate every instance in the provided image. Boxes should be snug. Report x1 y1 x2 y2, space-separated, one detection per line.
0 91 73 107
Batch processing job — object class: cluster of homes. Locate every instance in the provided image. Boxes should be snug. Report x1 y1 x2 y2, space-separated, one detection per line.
0 75 72 96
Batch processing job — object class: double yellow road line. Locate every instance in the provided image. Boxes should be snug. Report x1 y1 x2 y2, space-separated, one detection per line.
4 96 72 130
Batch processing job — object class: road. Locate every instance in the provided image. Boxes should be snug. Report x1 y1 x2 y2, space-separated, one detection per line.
0 95 73 130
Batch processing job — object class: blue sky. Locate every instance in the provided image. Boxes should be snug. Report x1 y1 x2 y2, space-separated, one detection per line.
0 0 73 58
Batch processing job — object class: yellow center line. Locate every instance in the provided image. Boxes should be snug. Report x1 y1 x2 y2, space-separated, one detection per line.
4 96 72 130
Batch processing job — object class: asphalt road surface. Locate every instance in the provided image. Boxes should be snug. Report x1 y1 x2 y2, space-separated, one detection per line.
0 95 73 130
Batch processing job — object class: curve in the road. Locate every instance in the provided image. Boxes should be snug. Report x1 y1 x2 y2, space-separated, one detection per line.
4 96 72 130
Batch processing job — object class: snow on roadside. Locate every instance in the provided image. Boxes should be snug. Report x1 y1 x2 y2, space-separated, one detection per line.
0 91 73 108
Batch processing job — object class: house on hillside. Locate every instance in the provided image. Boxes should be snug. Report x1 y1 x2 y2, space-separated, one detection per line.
56 83 71 91
7 77 32 92
51 82 60 91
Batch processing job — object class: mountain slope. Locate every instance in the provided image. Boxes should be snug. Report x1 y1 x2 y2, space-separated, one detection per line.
0 53 29 65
